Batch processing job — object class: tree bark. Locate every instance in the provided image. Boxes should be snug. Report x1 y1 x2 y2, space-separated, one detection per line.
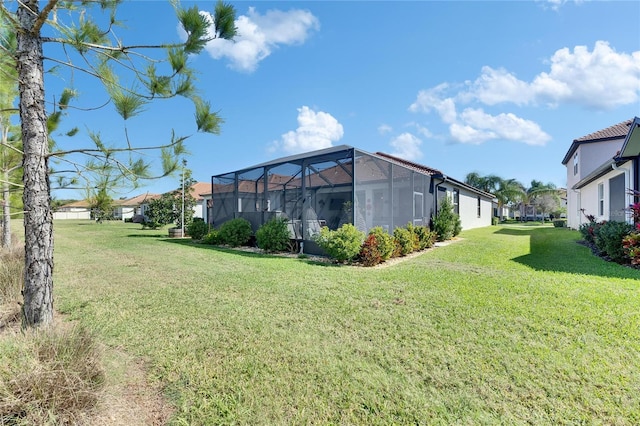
17 0 54 327
1 170 10 248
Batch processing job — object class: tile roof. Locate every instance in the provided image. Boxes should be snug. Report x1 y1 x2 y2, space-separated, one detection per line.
115 192 161 206
189 182 212 200
374 152 443 176
575 119 633 142
59 200 91 208
562 118 634 165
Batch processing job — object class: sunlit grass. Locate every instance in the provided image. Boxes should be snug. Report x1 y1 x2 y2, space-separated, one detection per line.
52 220 640 424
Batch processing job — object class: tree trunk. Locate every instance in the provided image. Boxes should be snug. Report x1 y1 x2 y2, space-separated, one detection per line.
1 170 10 248
18 0 54 327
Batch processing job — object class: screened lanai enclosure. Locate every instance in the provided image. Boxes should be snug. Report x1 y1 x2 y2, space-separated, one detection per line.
211 145 440 254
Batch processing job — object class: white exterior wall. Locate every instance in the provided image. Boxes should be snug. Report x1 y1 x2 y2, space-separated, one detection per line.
442 186 492 231
565 138 625 229
117 206 135 220
193 203 204 219
574 163 633 227
53 208 90 220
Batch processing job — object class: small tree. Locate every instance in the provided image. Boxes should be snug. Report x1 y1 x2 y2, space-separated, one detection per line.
144 193 177 229
4 0 238 328
432 196 459 241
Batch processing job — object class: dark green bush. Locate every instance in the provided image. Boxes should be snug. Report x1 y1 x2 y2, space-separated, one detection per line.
393 227 414 257
256 218 291 253
453 214 462 237
368 227 394 261
432 196 460 241
314 224 364 263
218 218 253 247
187 218 209 240
552 219 566 228
202 229 221 245
492 217 500 226
358 234 383 267
594 221 634 263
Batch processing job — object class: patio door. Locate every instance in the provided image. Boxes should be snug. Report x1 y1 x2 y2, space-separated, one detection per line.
413 192 424 225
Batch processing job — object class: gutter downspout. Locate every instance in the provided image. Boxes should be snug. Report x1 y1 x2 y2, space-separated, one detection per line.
433 174 447 222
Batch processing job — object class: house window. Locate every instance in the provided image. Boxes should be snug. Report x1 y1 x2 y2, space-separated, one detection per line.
573 152 578 175
598 183 604 216
477 196 481 218
453 189 459 215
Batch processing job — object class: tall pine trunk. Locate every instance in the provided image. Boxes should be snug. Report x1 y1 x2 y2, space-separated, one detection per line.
1 171 10 248
17 0 54 327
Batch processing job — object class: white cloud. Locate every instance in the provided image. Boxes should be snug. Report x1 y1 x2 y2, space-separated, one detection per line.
409 41 638 146
200 7 319 72
456 109 551 146
540 0 586 11
389 133 423 161
465 41 640 110
408 83 458 124
270 106 344 154
467 66 534 106
378 124 393 135
532 41 640 109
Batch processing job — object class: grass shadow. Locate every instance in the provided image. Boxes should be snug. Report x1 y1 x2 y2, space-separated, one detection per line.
160 238 341 267
496 226 640 280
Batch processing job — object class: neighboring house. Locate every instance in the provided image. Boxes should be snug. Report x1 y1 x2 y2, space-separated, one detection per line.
211 145 495 254
53 200 91 220
561 117 640 229
189 182 212 219
113 192 161 221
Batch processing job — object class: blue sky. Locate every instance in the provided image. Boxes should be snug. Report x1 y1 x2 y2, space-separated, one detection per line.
48 0 640 199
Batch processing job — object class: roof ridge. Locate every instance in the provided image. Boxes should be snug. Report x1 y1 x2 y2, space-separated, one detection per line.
574 118 633 142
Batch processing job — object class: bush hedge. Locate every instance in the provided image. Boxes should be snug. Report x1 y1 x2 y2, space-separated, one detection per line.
256 218 291 253
218 218 252 247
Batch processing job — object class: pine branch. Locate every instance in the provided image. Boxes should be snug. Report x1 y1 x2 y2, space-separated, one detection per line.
32 0 59 34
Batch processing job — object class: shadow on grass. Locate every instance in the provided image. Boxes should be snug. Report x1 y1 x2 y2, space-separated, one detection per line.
496 226 640 280
126 233 168 238
160 238 342 267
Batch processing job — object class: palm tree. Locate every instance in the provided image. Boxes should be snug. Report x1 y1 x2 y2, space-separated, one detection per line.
494 179 525 220
521 180 559 222
464 172 501 193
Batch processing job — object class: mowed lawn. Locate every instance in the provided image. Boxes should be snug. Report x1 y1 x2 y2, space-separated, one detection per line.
53 221 640 425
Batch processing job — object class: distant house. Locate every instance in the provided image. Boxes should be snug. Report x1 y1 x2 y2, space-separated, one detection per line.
113 193 161 221
53 200 91 220
210 145 495 254
189 182 212 219
561 117 640 229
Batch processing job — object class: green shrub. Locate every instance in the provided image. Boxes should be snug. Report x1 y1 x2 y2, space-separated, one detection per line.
202 229 221 245
218 218 253 247
453 214 462 237
552 219 566 228
368 227 394 261
414 225 437 250
256 218 291 253
492 217 500 226
432 196 460 241
404 223 421 251
393 227 414 257
358 234 383 267
579 220 599 244
314 224 364 263
187 218 209 240
594 221 634 263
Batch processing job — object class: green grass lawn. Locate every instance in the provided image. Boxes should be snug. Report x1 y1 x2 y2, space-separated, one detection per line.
53 221 640 425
